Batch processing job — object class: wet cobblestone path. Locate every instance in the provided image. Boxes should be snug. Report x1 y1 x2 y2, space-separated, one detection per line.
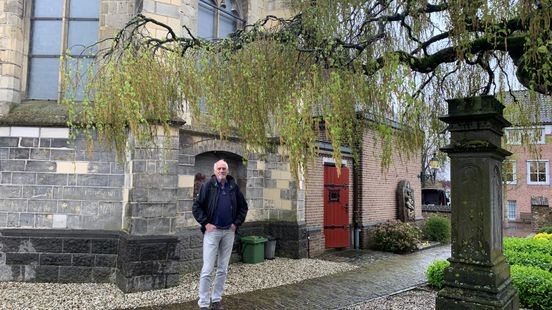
142 245 450 310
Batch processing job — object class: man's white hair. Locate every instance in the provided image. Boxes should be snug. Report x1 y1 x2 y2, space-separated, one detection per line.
213 159 229 170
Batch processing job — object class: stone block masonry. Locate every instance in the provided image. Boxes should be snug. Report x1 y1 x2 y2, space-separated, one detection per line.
0 0 24 116
0 127 126 230
240 221 308 259
128 134 179 235
116 233 180 292
0 229 179 293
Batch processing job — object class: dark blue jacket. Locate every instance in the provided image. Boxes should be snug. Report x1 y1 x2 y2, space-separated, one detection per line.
192 175 248 234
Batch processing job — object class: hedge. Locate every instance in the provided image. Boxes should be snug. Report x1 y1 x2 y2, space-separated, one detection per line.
503 237 552 256
510 265 552 310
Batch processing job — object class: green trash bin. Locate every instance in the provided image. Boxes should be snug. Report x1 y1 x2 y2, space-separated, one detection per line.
241 236 267 264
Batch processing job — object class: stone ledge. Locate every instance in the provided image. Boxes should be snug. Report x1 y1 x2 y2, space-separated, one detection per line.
0 101 68 127
0 101 186 127
0 229 180 293
421 204 451 213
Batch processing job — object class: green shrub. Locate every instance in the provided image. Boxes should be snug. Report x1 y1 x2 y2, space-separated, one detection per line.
373 221 422 253
538 226 552 234
534 233 552 241
426 259 450 289
511 265 552 310
423 216 451 243
504 249 552 272
504 237 552 256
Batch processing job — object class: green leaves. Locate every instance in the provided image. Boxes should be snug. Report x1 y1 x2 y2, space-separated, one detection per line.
426 259 451 289
63 45 185 162
63 0 551 177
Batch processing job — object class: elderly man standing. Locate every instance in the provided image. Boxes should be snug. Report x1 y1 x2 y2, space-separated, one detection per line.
192 159 248 310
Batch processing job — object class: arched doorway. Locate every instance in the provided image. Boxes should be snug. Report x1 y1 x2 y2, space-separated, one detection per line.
194 151 247 195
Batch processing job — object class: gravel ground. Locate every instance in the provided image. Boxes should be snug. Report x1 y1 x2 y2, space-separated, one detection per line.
0 258 359 310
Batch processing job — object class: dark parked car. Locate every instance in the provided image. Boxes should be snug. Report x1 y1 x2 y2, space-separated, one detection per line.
422 188 450 206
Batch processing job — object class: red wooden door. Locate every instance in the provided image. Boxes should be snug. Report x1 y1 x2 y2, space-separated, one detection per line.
323 165 350 248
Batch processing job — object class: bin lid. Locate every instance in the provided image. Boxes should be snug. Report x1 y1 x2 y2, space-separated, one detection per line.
241 236 268 244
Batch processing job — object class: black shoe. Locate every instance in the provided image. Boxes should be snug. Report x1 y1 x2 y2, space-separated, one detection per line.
211 301 225 310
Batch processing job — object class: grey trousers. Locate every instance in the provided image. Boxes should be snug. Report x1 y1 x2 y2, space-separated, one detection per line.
198 229 235 308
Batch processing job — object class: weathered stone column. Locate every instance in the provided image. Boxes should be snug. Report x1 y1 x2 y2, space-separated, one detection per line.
437 96 519 309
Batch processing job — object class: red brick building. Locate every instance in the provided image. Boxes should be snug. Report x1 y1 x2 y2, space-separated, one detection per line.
305 128 421 256
503 91 552 223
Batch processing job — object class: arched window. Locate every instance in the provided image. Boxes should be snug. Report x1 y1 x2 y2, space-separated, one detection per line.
198 0 244 40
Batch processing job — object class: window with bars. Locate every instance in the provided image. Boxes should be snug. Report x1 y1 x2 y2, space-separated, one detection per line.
198 0 244 40
527 160 549 185
28 0 99 101
507 200 516 221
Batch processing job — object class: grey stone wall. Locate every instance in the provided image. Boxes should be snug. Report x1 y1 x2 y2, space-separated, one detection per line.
0 230 119 284
0 0 24 115
0 229 179 292
99 0 137 41
238 221 308 259
128 131 179 235
116 232 180 292
176 227 203 273
0 128 126 230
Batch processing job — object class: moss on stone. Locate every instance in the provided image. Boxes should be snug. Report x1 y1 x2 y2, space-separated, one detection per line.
0 100 68 126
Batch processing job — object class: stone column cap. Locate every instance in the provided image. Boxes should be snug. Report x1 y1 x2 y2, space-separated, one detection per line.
439 95 512 128
441 143 512 156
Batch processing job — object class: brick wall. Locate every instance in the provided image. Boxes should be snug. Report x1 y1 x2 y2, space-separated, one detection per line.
359 130 421 248
504 130 552 221
305 157 324 254
531 197 552 232
305 158 324 227
360 131 422 225
306 227 324 257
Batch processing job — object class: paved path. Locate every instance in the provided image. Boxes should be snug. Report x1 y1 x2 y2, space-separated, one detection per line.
140 245 451 310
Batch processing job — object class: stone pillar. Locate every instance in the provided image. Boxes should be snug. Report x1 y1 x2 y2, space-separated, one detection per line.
120 126 181 292
437 96 519 309
0 0 24 116
128 126 180 235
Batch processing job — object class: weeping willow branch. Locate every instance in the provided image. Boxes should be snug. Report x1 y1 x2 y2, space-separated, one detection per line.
63 0 552 179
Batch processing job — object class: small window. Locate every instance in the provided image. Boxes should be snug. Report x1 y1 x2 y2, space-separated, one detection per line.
507 200 517 221
505 127 545 145
329 189 340 202
503 160 517 184
198 0 244 40
505 128 521 145
527 160 549 185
